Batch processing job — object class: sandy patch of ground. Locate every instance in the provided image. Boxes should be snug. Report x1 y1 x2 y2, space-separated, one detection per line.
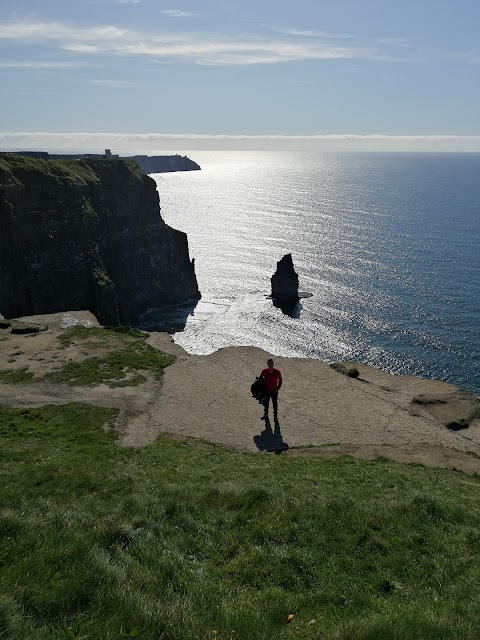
0 311 131 377
0 311 160 433
1 311 480 474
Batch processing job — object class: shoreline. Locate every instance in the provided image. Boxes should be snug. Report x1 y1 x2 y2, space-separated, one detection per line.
142 333 480 456
1 311 480 473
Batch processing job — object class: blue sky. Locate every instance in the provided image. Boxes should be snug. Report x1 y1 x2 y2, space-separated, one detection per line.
1 0 480 151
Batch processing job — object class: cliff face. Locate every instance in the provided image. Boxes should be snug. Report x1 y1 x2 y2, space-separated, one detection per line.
0 154 200 326
130 155 200 174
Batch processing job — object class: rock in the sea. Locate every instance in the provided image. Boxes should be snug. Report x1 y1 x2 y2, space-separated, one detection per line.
271 254 300 309
0 154 201 326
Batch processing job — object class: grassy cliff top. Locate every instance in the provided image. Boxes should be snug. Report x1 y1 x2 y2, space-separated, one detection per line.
1 316 480 638
1 402 480 639
0 153 145 189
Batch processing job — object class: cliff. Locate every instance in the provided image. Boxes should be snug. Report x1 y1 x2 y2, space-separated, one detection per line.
0 154 200 326
129 155 200 174
4 151 201 175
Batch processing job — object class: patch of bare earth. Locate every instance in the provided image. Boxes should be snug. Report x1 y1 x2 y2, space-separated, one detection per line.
0 311 161 435
1 311 480 474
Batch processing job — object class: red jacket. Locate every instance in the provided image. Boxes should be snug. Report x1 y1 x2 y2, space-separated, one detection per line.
260 367 282 392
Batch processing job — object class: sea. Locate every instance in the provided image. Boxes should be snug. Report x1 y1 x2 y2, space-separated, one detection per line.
148 151 480 395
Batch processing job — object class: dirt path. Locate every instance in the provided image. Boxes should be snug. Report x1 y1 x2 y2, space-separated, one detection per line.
1 311 480 474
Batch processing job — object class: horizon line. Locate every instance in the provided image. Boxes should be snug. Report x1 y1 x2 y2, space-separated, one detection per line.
2 132 480 139
2 132 480 153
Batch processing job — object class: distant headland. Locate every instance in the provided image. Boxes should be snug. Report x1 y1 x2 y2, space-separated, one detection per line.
1 149 201 174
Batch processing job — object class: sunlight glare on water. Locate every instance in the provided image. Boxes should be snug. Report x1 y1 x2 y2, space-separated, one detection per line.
152 151 480 393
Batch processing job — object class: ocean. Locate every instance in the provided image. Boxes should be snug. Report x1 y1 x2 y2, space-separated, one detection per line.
149 151 480 395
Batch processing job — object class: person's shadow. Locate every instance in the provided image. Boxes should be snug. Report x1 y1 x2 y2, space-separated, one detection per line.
253 416 289 453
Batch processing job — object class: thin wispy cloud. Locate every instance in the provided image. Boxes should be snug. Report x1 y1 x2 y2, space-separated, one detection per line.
0 19 475 66
1 3 476 144
0 22 128 41
0 20 402 66
273 27 357 39
0 91 56 95
0 61 83 69
162 10 196 18
376 37 410 47
92 78 138 87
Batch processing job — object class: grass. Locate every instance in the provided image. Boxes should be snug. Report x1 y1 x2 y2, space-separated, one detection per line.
0 367 34 384
93 267 114 288
0 153 100 188
1 403 480 639
0 154 146 190
0 326 173 387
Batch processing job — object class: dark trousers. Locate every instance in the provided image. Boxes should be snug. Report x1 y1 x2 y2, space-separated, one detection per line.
263 390 278 416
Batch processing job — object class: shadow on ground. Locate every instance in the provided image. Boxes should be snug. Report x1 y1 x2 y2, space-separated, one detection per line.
254 416 289 453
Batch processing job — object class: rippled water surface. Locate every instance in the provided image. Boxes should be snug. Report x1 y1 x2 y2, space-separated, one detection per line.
152 152 480 393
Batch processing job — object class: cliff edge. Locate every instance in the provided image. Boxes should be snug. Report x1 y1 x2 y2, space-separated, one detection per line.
1 311 480 474
0 154 200 325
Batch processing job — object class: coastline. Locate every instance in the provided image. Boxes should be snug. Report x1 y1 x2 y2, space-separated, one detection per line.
139 333 480 462
1 311 479 474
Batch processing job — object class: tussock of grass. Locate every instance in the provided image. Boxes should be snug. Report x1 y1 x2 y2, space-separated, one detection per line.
0 366 34 384
1 403 480 639
46 326 173 386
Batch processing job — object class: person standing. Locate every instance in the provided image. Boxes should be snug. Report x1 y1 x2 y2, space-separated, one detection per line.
260 358 282 421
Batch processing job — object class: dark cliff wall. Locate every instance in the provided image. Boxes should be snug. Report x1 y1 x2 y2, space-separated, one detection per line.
0 154 200 325
130 155 200 173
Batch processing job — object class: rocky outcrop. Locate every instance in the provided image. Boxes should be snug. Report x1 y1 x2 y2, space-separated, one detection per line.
0 154 200 326
271 254 300 311
409 390 480 431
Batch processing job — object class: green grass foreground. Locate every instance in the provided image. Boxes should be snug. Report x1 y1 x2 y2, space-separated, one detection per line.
1 404 480 639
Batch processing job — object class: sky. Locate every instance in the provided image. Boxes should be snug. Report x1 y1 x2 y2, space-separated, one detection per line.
1 0 480 152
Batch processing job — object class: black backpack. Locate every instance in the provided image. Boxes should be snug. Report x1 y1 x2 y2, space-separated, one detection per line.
251 376 267 404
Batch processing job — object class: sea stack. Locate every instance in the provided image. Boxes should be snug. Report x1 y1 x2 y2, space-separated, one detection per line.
271 254 300 310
